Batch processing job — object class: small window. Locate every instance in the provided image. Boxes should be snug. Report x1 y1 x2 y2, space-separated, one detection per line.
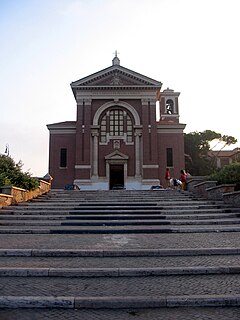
166 148 173 167
166 99 174 114
60 148 67 167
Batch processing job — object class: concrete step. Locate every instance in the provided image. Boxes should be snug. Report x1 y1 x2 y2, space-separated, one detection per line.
1 273 240 299
1 306 240 319
2 225 240 234
2 253 240 269
1 218 240 226
0 212 239 220
1 294 240 309
4 202 226 210
2 208 238 215
1 247 240 257
1 265 240 277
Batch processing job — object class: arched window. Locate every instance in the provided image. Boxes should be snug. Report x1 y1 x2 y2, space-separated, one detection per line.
100 108 133 143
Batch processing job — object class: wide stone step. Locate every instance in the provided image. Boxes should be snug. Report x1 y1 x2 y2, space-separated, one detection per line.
2 254 240 269
69 208 238 214
1 247 240 257
0 213 239 220
1 218 240 226
1 306 240 318
1 208 237 216
0 212 240 222
1 265 240 277
2 225 240 234
1 273 240 298
1 294 240 309
3 203 225 210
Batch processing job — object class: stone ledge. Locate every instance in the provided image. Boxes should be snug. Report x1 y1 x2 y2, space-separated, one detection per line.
1 247 240 257
0 180 51 208
193 181 217 198
206 184 236 200
0 296 74 308
1 295 240 308
74 296 167 309
187 178 204 192
1 266 240 277
223 191 240 207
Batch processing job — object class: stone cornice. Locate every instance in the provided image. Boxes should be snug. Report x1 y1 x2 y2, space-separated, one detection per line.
47 122 76 134
157 123 186 133
74 85 159 91
76 90 157 101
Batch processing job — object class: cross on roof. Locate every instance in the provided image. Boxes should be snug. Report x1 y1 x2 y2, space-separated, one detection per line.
113 50 120 58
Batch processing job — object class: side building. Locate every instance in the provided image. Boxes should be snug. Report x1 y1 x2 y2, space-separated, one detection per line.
47 55 186 190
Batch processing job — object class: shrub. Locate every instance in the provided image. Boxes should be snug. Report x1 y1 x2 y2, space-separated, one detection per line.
0 155 39 191
209 162 240 190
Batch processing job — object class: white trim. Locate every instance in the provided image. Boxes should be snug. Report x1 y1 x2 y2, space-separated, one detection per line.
142 165 159 168
49 130 76 134
75 165 91 169
157 129 185 134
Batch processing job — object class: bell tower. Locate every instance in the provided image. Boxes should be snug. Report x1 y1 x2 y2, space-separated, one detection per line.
159 88 180 124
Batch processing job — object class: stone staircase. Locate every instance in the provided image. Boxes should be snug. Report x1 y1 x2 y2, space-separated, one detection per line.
1 189 240 318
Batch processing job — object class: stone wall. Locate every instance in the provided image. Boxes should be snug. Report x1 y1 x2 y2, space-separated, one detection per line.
193 181 217 198
223 191 240 207
0 180 51 209
206 184 236 200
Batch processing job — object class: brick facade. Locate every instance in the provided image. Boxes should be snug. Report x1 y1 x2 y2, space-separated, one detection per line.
47 56 186 189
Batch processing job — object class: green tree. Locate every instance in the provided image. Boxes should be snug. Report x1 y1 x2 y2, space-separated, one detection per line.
209 162 240 190
184 130 237 175
0 155 39 191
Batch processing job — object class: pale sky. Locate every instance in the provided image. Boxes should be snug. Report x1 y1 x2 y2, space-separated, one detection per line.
0 0 239 176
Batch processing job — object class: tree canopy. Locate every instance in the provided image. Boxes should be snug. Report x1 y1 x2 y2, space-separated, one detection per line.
184 130 237 175
0 155 39 191
209 162 240 190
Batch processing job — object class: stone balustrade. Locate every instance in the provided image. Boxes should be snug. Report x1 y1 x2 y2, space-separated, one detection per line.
193 181 217 198
223 191 240 207
0 180 51 209
188 178 240 208
206 184 236 200
187 178 204 192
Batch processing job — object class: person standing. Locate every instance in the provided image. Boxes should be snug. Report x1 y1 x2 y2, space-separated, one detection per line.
165 168 171 188
180 169 187 190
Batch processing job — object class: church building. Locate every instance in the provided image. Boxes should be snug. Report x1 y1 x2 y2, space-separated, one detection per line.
47 55 186 190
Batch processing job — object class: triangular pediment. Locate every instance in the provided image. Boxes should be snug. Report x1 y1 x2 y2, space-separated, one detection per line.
71 65 162 89
105 150 129 161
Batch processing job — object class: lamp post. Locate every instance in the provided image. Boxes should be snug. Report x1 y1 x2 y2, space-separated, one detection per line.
4 144 9 156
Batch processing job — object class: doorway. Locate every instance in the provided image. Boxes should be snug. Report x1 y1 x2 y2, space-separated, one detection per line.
110 164 124 189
